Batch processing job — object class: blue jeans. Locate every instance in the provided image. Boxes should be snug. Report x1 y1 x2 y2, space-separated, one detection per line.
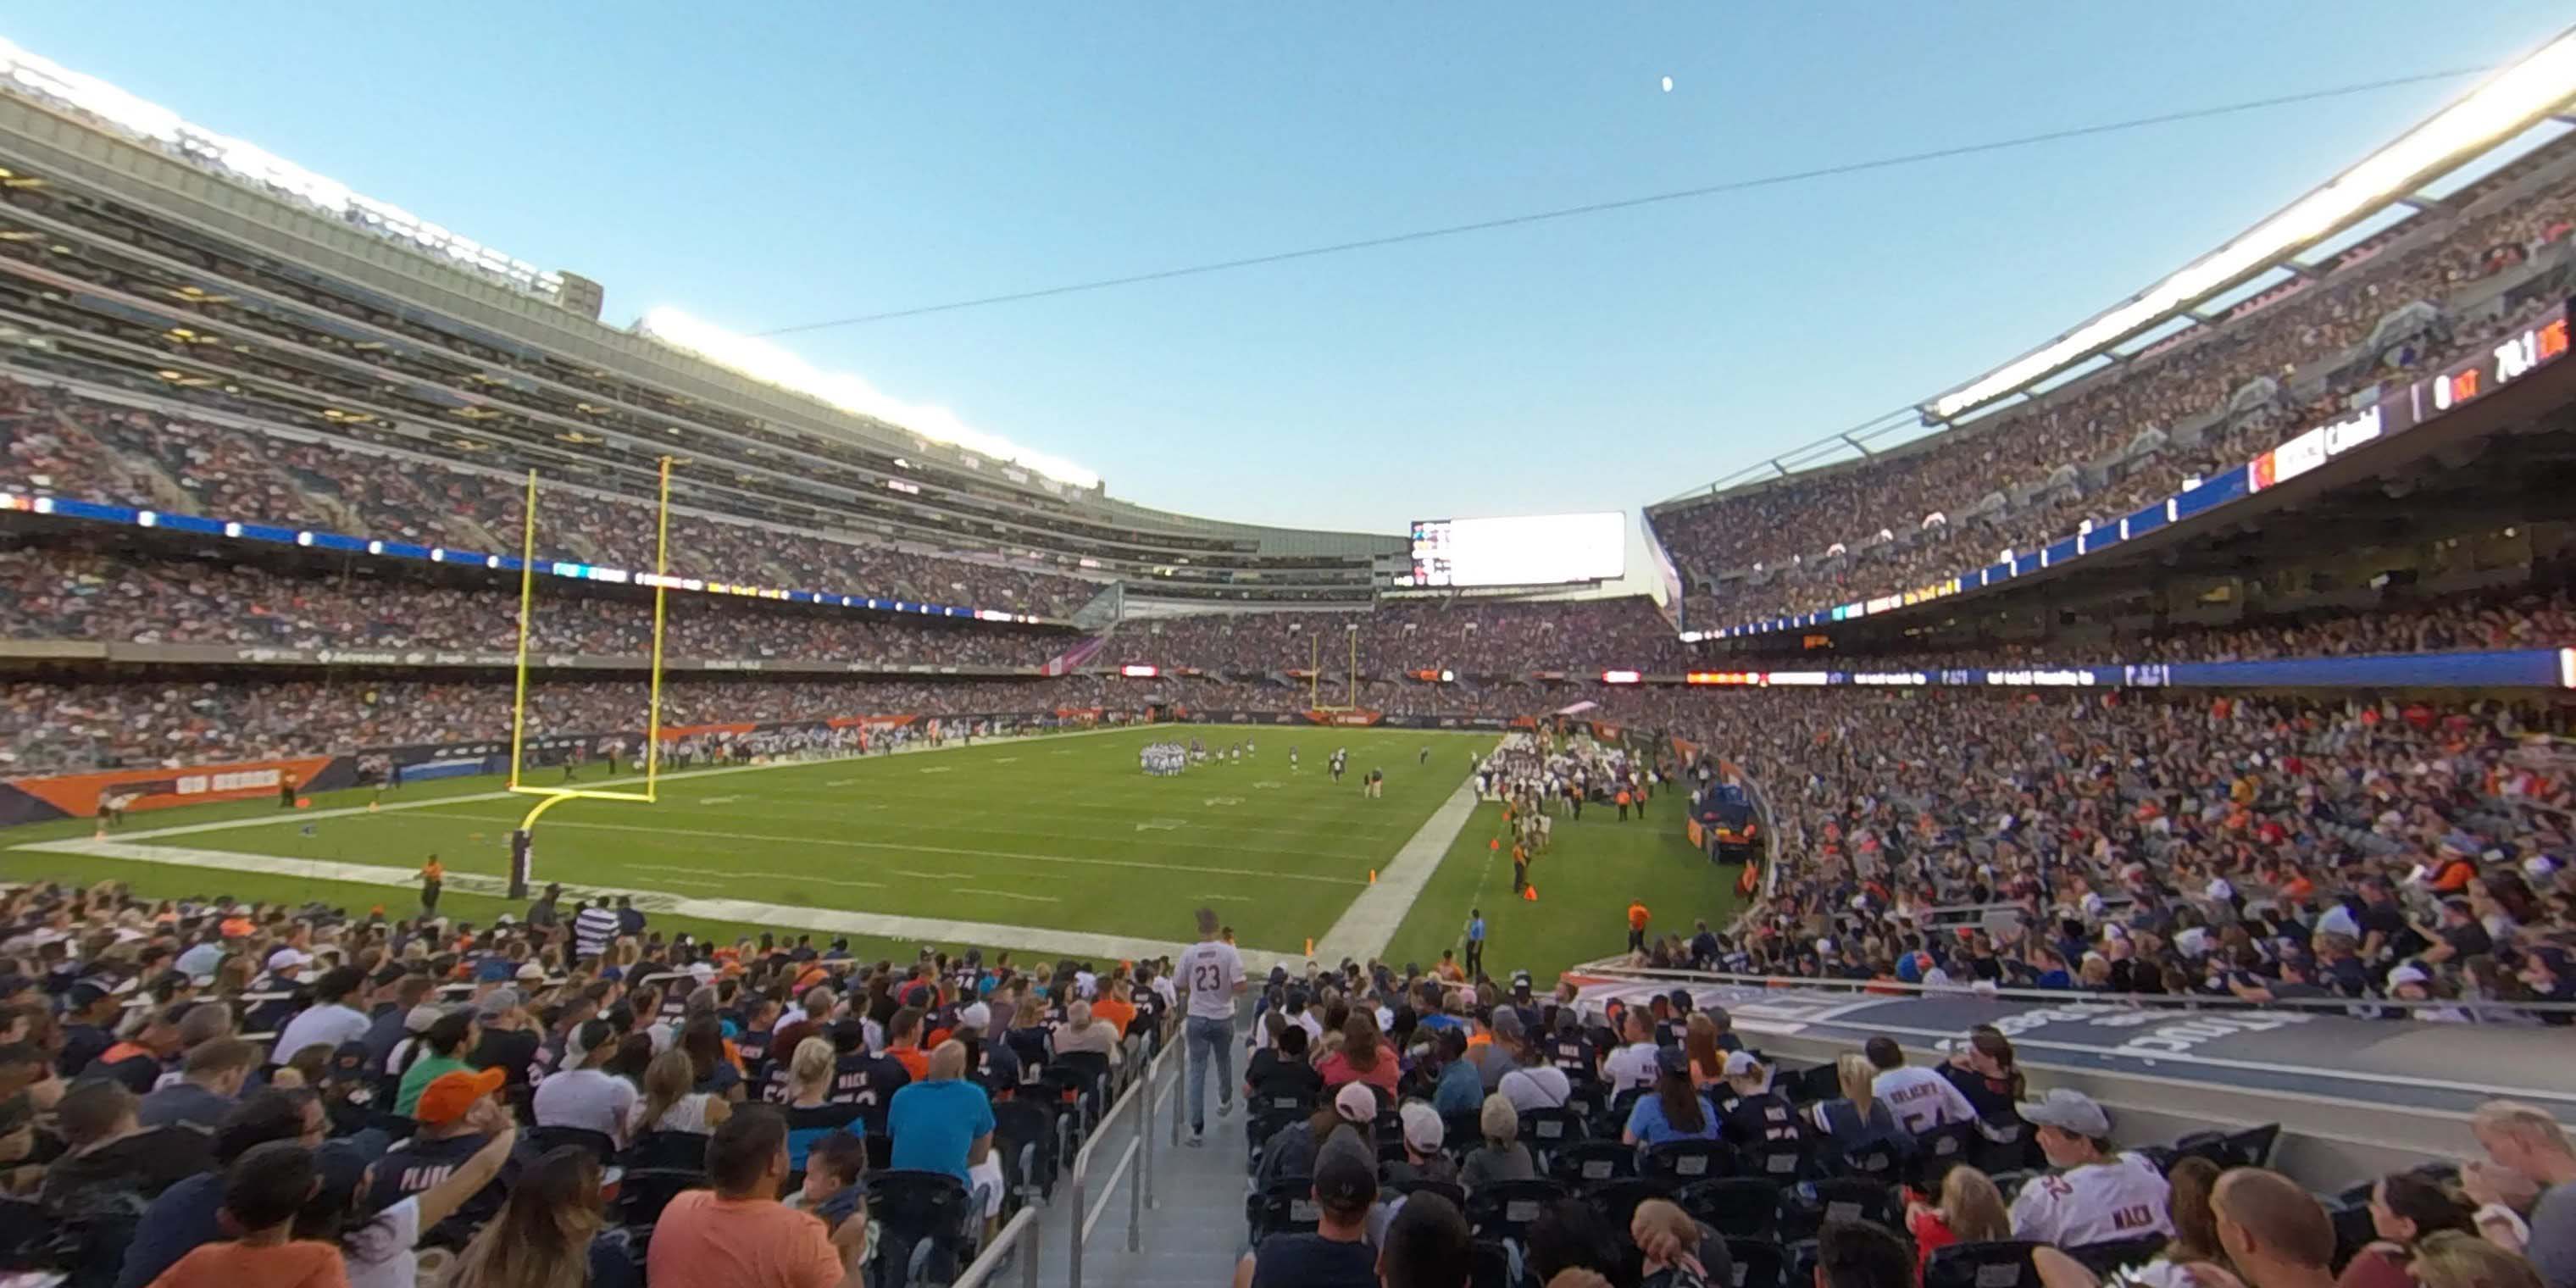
1185 1013 1234 1132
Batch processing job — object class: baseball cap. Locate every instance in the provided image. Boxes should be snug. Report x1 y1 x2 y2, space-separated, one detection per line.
2386 963 2432 988
958 1002 991 1032
1332 1081 1378 1124
1655 1046 1690 1077
64 981 110 1010
1721 1051 1762 1078
1313 1130 1379 1209
514 962 547 984
326 1041 373 1086
473 987 520 1019
265 947 313 973
2021 1088 2111 1138
414 1068 507 1125
403 1003 445 1034
1399 1101 1445 1154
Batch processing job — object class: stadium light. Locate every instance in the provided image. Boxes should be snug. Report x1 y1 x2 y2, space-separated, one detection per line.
637 307 1102 491
1927 26 2576 421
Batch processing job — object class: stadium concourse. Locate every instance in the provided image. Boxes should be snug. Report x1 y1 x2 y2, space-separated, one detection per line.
2 26 2576 1288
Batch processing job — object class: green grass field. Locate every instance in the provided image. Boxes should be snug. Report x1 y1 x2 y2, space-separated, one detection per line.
0 724 1739 981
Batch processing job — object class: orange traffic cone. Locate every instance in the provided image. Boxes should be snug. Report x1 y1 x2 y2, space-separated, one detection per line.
1523 884 1539 902
1304 937 1315 957
1488 837 1501 852
1368 869 1377 884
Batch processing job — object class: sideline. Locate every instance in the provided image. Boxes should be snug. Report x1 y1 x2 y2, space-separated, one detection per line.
1312 769 1489 963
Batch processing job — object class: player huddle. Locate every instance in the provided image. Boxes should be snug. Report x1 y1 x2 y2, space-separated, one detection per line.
1140 741 1189 776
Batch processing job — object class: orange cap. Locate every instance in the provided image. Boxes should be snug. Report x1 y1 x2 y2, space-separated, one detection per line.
414 1068 507 1125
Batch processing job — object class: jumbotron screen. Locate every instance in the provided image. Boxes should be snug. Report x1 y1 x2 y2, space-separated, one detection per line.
1405 512 1625 587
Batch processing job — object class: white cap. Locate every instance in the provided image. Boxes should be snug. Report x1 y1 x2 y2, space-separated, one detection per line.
514 962 547 983
959 1002 992 1031
2387 964 2431 988
266 947 312 973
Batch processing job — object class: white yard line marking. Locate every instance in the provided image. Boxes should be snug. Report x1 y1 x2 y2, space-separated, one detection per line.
956 889 1059 904
919 766 952 774
1313 763 1494 963
417 813 1364 886
1195 894 1257 902
13 836 1317 970
630 863 886 891
697 796 746 806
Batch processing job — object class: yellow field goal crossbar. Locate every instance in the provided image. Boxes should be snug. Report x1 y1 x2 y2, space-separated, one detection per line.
501 458 675 892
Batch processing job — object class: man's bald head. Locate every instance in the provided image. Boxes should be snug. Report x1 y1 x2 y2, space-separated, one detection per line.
928 1039 969 1081
2212 1167 2334 1271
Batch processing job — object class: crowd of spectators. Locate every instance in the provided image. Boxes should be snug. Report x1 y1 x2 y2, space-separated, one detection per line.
0 377 1107 618
0 876 1188 1286
1652 157 2576 629
0 546 1079 667
1579 686 2576 1029
1114 598 1692 675
1717 586 2576 671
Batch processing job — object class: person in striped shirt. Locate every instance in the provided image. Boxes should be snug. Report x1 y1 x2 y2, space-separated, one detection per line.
572 898 620 960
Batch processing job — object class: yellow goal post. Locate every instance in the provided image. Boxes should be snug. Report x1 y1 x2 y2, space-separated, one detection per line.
502 456 675 897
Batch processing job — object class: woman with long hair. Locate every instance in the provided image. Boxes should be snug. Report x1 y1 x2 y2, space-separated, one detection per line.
1624 1049 1720 1152
1906 1167 2012 1271
450 1145 632 1288
2125 1157 2232 1288
1316 1009 1398 1096
781 1036 864 1174
679 1013 744 1101
2410 1232 2546 1288
1684 1013 1726 1091
634 1046 730 1137
1807 1052 1908 1159
2337 1171 2477 1288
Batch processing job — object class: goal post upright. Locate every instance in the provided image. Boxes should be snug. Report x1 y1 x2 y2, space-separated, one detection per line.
501 458 673 897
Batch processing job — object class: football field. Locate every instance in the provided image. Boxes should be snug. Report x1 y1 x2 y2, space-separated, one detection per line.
0 724 1741 981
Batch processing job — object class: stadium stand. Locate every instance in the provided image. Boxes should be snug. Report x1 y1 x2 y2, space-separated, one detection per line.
1649 139 2576 631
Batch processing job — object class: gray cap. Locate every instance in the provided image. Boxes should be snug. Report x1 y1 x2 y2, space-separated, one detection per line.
473 987 521 1019
2021 1088 2110 1138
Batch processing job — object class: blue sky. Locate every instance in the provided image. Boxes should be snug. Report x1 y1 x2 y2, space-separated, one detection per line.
8 4 2570 562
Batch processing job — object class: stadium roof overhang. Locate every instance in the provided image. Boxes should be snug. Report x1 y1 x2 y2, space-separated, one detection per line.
1923 27 2576 425
1661 25 2576 506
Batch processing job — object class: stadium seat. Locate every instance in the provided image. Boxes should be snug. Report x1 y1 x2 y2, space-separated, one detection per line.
1822 1141 1898 1181
1391 1177 1468 1213
1741 1138 1807 1183
1644 1139 1732 1182
1563 1079 1609 1132
2175 1124 2281 1171
1985 1169 2036 1201
2065 1235 2172 1277
1465 1178 1565 1246
867 1169 978 1288
991 1099 1059 1201
620 1129 712 1171
529 1124 619 1165
1518 1107 1580 1167
1783 1179 1899 1240
1585 1176 1675 1233
1911 1120 1981 1188
1250 1175 1324 1244
1975 1119 2033 1174
1679 1177 1783 1241
615 1167 708 1248
1724 1237 1788 1288
1788 1063 1841 1106
1550 1138 1639 1185
1927 1241 2051 1288
1441 1108 1485 1161
1468 1238 1517 1288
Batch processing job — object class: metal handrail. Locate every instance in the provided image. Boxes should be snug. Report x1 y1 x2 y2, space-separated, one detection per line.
947 1205 1041 1288
1561 961 2576 1014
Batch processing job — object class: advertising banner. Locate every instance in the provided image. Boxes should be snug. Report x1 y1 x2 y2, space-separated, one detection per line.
0 754 351 827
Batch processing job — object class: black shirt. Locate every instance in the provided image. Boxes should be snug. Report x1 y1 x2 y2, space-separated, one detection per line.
830 1054 911 1131
365 1132 509 1246
1247 1232 1377 1288
57 1024 111 1079
1244 1052 1324 1116
1721 1091 1802 1148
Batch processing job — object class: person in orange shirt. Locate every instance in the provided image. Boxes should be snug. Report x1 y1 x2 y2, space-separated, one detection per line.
885 1007 930 1082
1616 789 1634 821
418 855 445 915
149 1141 348 1288
1090 967 1137 1037
1626 900 1651 954
647 1105 868 1288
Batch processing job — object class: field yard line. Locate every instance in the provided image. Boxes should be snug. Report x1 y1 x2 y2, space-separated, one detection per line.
423 813 1367 886
955 889 1059 903
16 836 1311 972
37 724 1152 848
630 863 886 891
1313 773 1486 963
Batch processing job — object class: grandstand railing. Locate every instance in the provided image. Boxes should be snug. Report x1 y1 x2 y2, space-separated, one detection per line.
1558 961 2576 1016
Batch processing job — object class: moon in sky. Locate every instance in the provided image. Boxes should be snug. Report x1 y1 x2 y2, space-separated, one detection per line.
1661 75 1673 92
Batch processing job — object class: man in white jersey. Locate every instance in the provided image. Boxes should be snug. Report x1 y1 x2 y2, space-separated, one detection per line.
1863 1035 1977 1135
1175 906 1246 1146
2010 1088 2175 1246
